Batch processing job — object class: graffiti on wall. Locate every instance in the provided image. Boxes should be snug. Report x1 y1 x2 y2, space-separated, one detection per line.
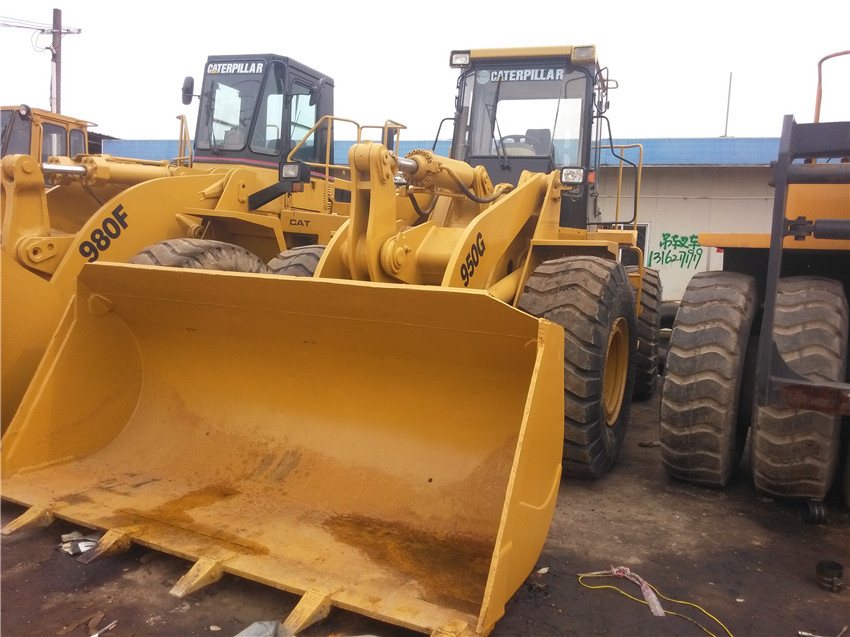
648 233 704 269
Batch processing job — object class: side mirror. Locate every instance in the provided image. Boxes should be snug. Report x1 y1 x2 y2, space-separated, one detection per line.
309 78 326 107
181 77 195 106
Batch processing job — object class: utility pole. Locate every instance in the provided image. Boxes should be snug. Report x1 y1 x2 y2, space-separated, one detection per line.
51 8 62 113
0 10 80 113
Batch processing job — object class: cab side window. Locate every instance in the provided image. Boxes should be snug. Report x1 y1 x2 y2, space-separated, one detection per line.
289 82 317 162
251 62 286 154
42 123 67 162
69 129 86 156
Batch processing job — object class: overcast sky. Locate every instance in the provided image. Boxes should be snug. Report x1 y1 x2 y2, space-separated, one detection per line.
2 0 848 142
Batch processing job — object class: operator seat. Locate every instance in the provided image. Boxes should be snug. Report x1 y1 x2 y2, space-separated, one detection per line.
526 129 552 156
223 127 246 150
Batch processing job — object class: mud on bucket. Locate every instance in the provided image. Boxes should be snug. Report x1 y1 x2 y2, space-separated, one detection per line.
1 262 565 636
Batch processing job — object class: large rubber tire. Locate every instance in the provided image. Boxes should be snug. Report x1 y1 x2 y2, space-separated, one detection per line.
844 437 850 509
751 277 849 501
268 245 325 276
626 266 662 400
129 238 271 273
518 256 637 478
660 271 758 487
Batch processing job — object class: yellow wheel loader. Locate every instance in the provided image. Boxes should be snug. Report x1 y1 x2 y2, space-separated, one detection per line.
1 53 403 432
660 52 850 518
1 104 91 229
1 104 90 161
2 46 645 636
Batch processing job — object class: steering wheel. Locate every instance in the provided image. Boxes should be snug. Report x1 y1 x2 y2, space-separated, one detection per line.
500 134 543 150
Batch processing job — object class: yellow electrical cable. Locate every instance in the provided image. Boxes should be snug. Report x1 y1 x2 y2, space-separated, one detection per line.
578 573 735 637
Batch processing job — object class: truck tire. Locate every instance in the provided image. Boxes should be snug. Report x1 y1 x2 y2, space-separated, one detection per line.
626 266 662 400
751 277 849 501
129 238 271 273
518 256 637 478
660 271 758 487
268 245 325 276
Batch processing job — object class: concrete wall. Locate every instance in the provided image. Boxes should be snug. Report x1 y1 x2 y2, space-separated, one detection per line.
599 165 774 301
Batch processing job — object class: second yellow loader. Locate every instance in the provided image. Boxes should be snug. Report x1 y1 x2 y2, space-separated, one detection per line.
1 53 403 432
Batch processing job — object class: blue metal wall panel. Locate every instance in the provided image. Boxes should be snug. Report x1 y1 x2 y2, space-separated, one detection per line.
604 138 779 166
102 140 180 161
102 138 780 166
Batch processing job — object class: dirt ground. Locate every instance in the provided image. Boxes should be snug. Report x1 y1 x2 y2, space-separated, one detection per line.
2 382 848 637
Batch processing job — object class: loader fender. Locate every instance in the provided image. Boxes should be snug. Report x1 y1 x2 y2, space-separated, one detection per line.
47 173 234 298
2 262 564 636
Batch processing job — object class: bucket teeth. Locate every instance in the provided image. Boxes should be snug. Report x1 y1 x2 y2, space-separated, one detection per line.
1 506 54 535
279 589 332 636
77 528 133 564
170 556 224 598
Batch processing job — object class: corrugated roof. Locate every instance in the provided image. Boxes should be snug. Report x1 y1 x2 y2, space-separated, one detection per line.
606 138 779 166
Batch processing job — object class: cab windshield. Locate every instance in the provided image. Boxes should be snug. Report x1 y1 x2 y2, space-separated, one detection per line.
196 61 267 151
456 65 588 166
1 111 31 157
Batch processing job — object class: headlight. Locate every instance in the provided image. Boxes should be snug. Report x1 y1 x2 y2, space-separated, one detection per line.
572 46 596 64
560 167 585 185
280 161 311 182
450 51 471 67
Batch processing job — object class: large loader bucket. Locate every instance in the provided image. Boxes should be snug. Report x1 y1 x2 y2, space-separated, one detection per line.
1 262 564 636
0 248 65 431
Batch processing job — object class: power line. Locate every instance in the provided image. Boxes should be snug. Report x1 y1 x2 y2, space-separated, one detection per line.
0 15 80 34
1 11 82 113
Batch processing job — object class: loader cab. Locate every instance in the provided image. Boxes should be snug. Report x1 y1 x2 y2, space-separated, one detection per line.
189 54 333 169
449 46 604 228
1 105 88 161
